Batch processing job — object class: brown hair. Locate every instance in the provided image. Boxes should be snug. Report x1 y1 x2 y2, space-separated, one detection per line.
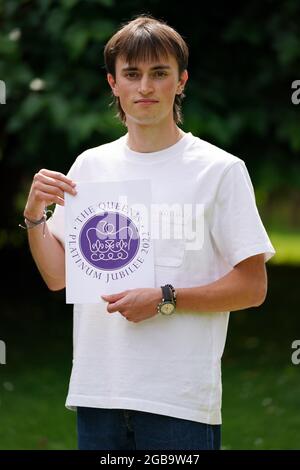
104 15 189 124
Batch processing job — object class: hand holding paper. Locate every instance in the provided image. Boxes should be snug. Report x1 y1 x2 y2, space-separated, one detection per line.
101 287 161 323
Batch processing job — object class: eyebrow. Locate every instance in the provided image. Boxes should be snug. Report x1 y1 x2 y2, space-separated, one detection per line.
121 65 171 72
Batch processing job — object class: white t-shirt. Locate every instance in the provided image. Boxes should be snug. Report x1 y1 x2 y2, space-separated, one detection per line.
47 132 275 425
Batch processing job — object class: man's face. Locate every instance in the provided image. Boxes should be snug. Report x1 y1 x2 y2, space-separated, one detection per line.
107 54 188 126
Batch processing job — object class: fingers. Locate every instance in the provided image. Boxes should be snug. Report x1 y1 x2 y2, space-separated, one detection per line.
35 181 75 203
101 291 127 302
30 169 77 207
35 170 76 195
106 300 124 314
30 190 65 207
102 291 128 315
39 168 76 187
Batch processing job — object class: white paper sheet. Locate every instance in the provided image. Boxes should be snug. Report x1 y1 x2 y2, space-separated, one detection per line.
64 180 154 303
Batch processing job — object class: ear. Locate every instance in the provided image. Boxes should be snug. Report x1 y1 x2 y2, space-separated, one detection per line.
107 73 119 97
176 69 188 95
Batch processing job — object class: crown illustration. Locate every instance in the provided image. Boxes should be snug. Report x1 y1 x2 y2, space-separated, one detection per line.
86 219 134 262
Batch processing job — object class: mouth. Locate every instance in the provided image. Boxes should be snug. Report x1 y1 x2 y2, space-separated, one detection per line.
134 99 159 104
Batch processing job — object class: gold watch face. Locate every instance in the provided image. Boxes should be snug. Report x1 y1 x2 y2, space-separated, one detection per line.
161 302 175 315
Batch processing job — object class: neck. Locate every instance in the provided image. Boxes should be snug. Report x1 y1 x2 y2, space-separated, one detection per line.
126 122 185 153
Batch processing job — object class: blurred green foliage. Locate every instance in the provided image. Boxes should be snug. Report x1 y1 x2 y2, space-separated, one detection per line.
1 0 300 248
269 231 300 265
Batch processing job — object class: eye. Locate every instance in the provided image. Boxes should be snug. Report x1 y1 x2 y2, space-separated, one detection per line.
153 70 168 78
125 72 139 79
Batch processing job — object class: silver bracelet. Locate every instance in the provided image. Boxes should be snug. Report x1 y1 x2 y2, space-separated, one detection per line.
19 208 53 237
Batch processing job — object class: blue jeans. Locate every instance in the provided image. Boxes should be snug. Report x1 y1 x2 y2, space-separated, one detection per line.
77 407 221 450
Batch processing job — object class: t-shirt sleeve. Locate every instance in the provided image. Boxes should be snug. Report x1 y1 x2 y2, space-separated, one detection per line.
46 203 65 247
210 161 276 267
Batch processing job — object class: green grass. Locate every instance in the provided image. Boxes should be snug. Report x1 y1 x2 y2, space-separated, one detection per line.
222 363 300 450
0 366 76 450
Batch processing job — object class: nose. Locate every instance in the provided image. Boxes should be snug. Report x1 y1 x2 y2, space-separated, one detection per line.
137 75 154 95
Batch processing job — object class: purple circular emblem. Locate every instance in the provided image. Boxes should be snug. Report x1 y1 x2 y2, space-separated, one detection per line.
79 211 140 270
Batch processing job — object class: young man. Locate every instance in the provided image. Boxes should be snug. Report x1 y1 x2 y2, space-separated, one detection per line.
22 15 275 450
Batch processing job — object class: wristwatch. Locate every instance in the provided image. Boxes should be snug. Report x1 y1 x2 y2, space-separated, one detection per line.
157 284 176 315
